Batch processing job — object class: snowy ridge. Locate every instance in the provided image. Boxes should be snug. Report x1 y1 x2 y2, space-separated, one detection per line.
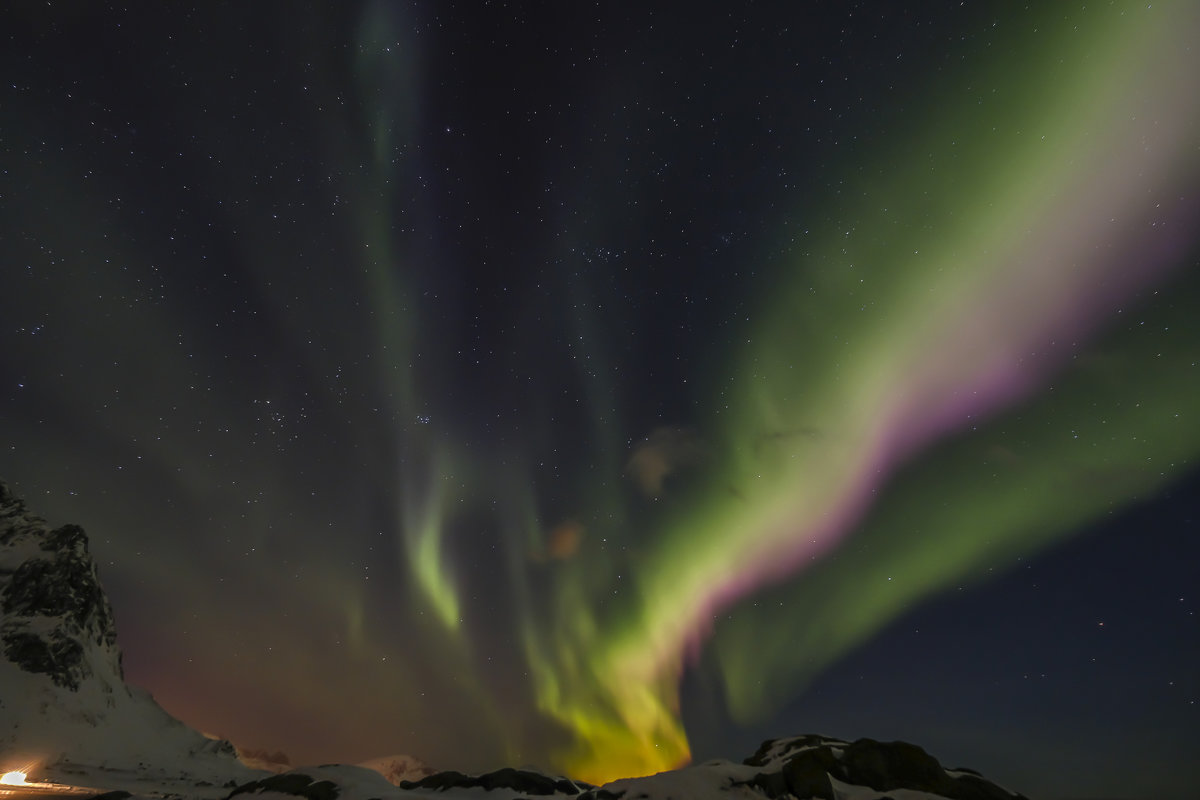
225 735 1026 800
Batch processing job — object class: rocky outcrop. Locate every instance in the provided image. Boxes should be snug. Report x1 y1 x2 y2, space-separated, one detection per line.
225 765 398 800
0 481 254 785
0 482 122 690
227 772 341 800
738 734 1026 800
399 766 589 795
245 735 1027 800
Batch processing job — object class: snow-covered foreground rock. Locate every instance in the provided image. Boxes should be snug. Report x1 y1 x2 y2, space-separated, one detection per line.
1 483 1028 800
227 735 1027 800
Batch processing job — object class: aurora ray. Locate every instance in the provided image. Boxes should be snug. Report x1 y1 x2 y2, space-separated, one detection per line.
513 1 1200 781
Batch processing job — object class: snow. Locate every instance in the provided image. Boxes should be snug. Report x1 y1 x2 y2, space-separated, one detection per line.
256 765 401 800
749 734 851 770
601 759 765 800
2 487 268 798
0 633 265 799
826 775 951 800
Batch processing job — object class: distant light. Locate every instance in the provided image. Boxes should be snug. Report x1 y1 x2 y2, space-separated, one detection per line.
0 771 28 786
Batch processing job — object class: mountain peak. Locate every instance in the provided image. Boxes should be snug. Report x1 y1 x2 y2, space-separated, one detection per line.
0 482 122 691
0 481 257 788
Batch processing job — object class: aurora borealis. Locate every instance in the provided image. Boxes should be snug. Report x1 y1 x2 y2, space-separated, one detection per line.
3 2 1198 799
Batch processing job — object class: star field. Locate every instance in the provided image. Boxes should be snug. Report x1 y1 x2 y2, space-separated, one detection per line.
2 3 1198 799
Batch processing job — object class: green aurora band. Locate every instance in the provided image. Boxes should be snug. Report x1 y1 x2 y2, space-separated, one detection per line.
354 1 1200 783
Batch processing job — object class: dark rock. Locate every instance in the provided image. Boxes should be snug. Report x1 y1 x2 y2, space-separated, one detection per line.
1 483 124 691
492 768 579 795
400 768 583 796
42 523 88 553
226 773 339 800
736 744 840 799
87 791 132 800
742 734 847 767
839 738 951 794
734 769 788 797
3 554 115 641
228 780 258 795
399 769 471 791
780 746 840 799
737 734 1027 800
2 630 87 689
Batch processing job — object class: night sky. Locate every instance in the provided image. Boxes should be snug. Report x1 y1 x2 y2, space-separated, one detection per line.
3 2 1198 799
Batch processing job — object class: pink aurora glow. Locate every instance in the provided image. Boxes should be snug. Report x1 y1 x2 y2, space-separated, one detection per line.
662 63 1200 686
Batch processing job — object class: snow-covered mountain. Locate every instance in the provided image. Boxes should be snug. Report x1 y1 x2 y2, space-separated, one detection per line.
1 482 1029 800
0 481 262 793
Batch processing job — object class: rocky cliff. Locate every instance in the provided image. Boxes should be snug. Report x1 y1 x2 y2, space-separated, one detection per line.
0 481 253 786
0 483 123 691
